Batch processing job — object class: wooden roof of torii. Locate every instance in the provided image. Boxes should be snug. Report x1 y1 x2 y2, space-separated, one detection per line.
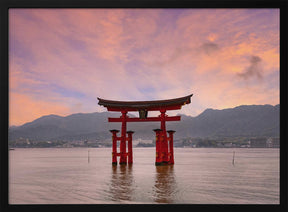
97 94 193 112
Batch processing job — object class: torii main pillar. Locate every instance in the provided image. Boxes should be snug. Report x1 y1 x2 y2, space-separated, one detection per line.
98 94 193 166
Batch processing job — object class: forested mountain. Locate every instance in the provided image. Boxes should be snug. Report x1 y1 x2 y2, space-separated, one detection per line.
9 104 279 141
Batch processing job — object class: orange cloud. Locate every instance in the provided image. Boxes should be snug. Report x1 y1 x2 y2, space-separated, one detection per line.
9 92 71 126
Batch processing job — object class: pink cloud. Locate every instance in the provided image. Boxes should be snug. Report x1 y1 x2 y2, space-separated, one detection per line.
9 9 279 125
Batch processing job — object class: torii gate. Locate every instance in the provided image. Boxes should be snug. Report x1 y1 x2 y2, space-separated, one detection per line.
98 94 193 166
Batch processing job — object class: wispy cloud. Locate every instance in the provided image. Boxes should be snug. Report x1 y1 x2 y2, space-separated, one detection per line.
200 42 220 56
237 55 263 80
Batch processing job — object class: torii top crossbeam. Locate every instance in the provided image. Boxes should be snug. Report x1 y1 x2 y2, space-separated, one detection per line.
98 94 193 112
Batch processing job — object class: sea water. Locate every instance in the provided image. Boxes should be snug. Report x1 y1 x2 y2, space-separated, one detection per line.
9 147 279 204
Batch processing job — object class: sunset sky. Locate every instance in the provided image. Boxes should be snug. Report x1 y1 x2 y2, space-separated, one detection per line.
9 9 279 126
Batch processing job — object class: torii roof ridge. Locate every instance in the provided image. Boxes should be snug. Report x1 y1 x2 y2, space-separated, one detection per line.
98 94 193 110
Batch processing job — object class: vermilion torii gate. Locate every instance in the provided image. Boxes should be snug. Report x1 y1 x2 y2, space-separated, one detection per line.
98 94 193 166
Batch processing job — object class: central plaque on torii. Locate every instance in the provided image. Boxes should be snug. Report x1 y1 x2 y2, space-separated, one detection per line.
98 94 193 166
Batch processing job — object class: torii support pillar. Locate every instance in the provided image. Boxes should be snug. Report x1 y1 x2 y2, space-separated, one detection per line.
160 110 169 164
119 111 128 165
127 131 134 164
154 129 163 166
110 129 120 165
167 130 175 165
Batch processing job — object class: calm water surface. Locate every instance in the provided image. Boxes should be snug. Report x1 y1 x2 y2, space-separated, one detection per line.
9 148 279 204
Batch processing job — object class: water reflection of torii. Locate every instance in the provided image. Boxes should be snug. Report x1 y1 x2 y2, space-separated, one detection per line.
154 165 176 203
110 165 134 202
109 163 176 203
98 94 193 166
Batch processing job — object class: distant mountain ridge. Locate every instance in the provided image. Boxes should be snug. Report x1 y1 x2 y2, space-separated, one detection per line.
171 104 280 138
9 104 280 141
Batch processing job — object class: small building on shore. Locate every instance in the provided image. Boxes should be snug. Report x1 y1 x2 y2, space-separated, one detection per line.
250 138 267 148
249 137 280 148
272 137 280 148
